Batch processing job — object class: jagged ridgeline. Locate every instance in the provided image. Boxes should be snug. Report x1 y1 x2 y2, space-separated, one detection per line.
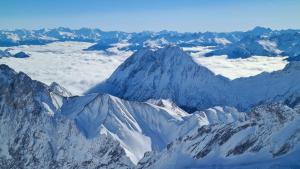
1 27 300 60
88 46 300 112
0 65 134 168
1 54 300 169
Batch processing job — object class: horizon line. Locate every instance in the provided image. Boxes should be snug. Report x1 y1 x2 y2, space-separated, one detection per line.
0 26 299 34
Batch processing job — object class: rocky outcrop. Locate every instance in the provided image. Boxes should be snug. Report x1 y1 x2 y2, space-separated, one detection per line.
0 65 133 169
137 102 300 169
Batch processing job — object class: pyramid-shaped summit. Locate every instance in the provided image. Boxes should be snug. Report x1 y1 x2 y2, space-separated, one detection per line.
88 46 230 111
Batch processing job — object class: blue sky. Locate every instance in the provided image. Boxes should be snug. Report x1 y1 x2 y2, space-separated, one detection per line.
0 0 299 32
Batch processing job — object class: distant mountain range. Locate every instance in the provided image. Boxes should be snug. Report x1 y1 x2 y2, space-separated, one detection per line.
1 26 300 60
205 27 300 60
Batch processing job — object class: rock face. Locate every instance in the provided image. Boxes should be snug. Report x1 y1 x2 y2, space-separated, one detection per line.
0 65 133 169
88 46 300 112
137 102 300 169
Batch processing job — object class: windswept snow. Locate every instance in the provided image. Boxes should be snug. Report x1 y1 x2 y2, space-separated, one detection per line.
0 41 132 95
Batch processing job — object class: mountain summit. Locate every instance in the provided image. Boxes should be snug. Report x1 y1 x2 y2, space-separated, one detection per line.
89 46 300 112
88 46 230 111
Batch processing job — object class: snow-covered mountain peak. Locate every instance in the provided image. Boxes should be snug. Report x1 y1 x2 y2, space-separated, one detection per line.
249 26 272 35
0 65 135 168
49 82 72 97
137 101 300 169
194 106 247 125
0 64 45 95
122 45 199 68
89 45 300 112
62 90 258 164
0 64 65 115
60 92 191 163
146 99 188 118
88 46 229 111
151 45 205 65
1 64 300 168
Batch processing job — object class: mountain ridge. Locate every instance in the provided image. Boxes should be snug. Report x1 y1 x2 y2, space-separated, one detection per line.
89 46 300 112
1 64 300 168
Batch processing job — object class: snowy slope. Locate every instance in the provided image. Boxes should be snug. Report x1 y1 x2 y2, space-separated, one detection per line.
61 92 249 164
60 94 189 163
205 37 278 58
137 102 300 169
0 64 250 166
90 46 300 111
88 46 231 111
1 64 299 168
0 65 134 169
229 62 300 109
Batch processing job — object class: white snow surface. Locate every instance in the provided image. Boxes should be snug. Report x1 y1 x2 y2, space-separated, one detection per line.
137 103 300 169
59 92 248 164
1 64 300 169
60 94 190 164
2 65 241 165
0 41 132 95
0 64 247 165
